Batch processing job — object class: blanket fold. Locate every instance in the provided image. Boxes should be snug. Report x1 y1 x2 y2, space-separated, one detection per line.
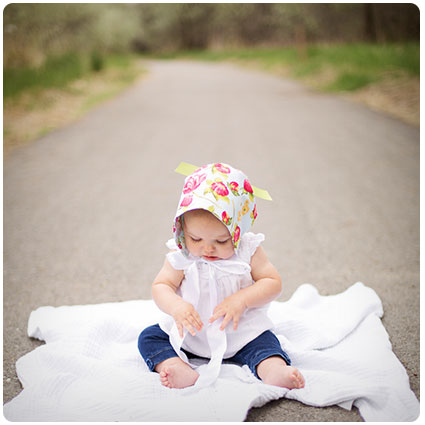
4 282 419 421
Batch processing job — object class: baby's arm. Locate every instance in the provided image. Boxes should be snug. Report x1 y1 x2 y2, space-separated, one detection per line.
209 246 282 330
152 258 203 337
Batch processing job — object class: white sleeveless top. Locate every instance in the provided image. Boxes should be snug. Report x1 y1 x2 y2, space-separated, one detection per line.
158 232 274 387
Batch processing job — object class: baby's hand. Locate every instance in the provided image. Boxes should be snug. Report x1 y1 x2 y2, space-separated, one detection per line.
209 293 247 331
171 300 203 338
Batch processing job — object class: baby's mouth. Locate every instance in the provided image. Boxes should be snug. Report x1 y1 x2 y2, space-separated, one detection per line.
202 255 219 261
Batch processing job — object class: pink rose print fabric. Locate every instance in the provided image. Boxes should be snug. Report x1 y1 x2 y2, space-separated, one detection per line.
174 163 257 256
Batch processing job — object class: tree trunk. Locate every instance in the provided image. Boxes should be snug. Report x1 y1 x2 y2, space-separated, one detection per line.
364 4 377 42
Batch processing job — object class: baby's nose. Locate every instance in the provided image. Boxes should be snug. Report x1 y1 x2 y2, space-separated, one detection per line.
205 244 215 254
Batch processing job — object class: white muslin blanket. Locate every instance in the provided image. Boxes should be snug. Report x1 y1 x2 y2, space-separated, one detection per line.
4 282 419 421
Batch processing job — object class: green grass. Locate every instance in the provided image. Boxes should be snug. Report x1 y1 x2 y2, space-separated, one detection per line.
4 52 140 99
4 51 144 155
326 72 376 91
151 42 419 92
4 52 85 98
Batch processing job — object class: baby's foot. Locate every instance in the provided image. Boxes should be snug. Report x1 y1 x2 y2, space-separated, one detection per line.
156 357 199 389
268 365 305 389
257 356 305 389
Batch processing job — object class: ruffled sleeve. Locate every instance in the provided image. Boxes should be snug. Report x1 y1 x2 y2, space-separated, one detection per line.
166 238 177 250
237 232 265 264
165 238 195 272
164 238 182 270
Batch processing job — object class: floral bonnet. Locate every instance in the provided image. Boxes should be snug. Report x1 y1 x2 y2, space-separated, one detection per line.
173 162 271 257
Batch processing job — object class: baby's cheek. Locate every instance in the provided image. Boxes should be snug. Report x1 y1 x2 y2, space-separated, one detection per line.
185 241 196 255
223 246 235 259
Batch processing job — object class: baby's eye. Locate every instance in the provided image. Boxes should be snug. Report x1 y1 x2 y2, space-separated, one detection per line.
190 237 201 243
217 239 230 244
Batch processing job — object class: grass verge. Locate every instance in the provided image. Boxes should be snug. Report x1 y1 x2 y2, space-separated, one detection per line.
150 42 419 126
153 42 419 91
4 53 145 156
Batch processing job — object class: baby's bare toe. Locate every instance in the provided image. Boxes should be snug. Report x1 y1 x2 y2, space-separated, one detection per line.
159 370 171 388
293 370 305 388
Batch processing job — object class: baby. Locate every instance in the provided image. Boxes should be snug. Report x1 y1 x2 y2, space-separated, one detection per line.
138 163 304 390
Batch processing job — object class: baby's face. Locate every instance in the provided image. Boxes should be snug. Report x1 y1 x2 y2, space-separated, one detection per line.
183 210 234 261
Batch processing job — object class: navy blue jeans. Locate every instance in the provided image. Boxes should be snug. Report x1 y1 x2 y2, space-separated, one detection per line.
138 324 291 379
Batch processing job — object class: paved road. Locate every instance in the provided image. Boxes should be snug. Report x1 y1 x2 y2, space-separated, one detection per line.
4 60 419 421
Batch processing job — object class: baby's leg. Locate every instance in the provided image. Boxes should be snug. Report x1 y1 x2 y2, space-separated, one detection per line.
227 331 304 389
155 357 199 389
256 356 305 389
138 324 199 389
